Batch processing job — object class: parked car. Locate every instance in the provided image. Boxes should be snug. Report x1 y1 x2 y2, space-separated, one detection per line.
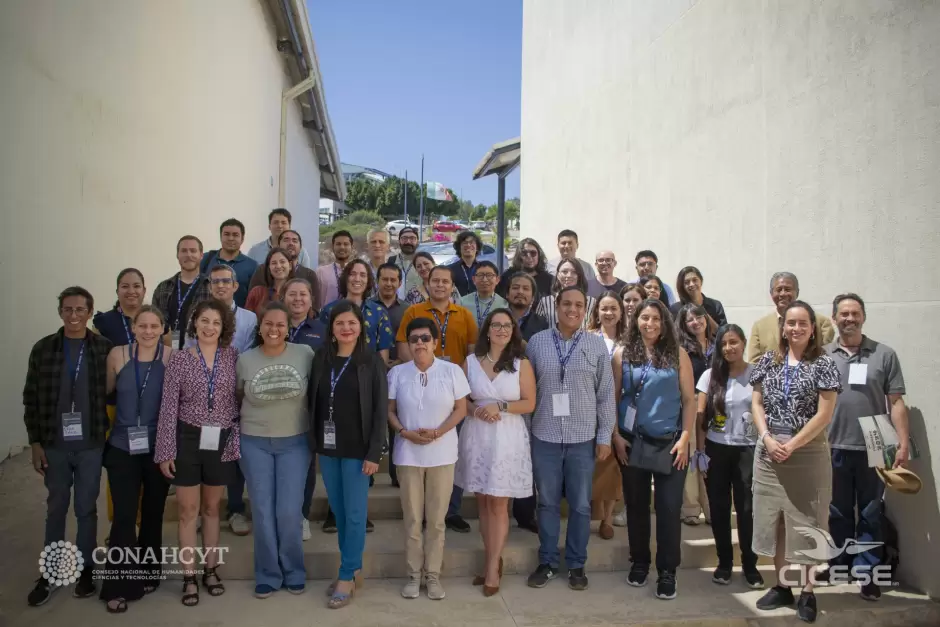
386 220 420 236
432 220 463 232
417 241 511 270
470 220 487 230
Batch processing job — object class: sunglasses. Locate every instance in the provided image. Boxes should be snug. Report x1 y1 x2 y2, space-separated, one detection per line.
408 334 433 345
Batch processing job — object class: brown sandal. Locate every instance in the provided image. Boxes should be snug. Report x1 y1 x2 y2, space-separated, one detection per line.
473 557 503 586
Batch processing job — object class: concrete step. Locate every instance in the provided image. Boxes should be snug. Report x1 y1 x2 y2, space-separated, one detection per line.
160 516 761 580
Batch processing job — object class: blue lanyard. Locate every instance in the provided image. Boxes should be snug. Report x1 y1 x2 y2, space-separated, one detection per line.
289 319 306 342
175 276 199 329
196 345 219 412
474 294 495 326
328 357 352 422
333 262 342 286
551 329 583 383
63 339 86 409
783 359 801 406
119 309 135 345
399 256 413 285
634 359 653 396
133 344 161 424
461 262 476 289
430 309 451 350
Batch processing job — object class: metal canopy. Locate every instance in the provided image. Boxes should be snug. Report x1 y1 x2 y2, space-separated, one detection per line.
472 137 520 274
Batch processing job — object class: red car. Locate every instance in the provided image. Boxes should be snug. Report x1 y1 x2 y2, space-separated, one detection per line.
433 220 464 232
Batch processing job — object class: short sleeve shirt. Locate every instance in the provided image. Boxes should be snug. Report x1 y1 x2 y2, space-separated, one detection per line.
697 365 757 446
749 352 842 434
388 359 471 467
396 302 479 366
319 299 394 353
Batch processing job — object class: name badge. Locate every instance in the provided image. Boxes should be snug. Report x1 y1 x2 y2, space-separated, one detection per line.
849 363 868 385
623 405 637 431
62 412 83 441
199 425 221 451
128 426 150 454
171 329 182 348
552 393 570 417
324 421 337 449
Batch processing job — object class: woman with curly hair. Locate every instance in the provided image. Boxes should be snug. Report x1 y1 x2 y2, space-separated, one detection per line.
611 299 696 600
155 298 239 607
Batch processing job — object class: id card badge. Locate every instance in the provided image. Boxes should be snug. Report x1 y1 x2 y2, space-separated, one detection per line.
62 412 83 441
623 405 637 431
128 426 150 454
323 421 337 450
171 329 182 348
849 363 868 385
199 425 221 451
552 393 570 417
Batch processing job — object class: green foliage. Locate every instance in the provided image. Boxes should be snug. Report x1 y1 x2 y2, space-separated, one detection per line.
345 210 384 226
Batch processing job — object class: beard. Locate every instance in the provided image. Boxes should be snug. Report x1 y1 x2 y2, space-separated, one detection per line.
400 243 416 255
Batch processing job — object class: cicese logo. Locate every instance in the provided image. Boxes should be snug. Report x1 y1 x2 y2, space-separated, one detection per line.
778 526 894 587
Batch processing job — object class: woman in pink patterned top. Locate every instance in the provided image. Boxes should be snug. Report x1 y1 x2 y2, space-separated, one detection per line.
156 299 239 607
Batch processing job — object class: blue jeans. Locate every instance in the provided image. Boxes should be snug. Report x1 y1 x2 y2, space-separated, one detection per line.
531 437 595 570
829 449 884 572
319 456 370 580
44 446 103 568
302 455 317 519
239 434 310 589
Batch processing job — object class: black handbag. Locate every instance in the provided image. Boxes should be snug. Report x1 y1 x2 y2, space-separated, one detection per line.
626 358 682 475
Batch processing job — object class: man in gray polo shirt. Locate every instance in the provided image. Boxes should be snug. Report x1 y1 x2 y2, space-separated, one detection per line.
824 293 909 601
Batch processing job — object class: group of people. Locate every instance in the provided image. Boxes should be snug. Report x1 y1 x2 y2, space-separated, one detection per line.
23 213 913 623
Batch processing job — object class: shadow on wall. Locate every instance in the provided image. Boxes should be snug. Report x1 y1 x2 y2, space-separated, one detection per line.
886 407 939 599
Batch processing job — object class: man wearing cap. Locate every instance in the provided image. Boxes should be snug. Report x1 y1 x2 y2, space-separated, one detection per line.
823 292 909 601
388 226 422 297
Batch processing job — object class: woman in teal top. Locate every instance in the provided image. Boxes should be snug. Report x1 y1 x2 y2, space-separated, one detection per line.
611 299 696 601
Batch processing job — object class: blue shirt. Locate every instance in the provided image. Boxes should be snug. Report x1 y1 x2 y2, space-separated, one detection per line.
200 251 258 309
318 299 394 353
288 317 327 350
619 360 682 437
110 347 166 452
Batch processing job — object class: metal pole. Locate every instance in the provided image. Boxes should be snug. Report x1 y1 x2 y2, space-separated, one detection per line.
418 155 425 242
496 175 506 274
403 170 408 222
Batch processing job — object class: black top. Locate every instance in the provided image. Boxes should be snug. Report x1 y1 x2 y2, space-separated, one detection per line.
687 348 710 388
518 311 550 342
314 363 365 459
448 259 480 297
497 268 554 301
670 295 727 328
588 278 628 299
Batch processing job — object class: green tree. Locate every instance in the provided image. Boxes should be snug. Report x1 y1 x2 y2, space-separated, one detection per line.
344 178 380 213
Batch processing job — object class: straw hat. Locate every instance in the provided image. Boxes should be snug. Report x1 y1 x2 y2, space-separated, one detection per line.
876 466 923 495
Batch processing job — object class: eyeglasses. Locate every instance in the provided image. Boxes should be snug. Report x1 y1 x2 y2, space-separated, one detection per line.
61 307 89 315
521 250 539 257
475 273 497 280
490 322 513 331
408 334 433 344
596 258 614 264
210 278 234 285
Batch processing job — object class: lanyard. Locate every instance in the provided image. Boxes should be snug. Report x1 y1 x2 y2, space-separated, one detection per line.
63 339 86 411
783 359 802 408
474 294 495 326
289 319 306 342
133 344 161 426
333 262 342 287
196 345 219 413
430 309 451 350
175 276 199 329
119 308 135 345
551 329 583 384
328 357 352 423
461 262 475 289
399 255 413 286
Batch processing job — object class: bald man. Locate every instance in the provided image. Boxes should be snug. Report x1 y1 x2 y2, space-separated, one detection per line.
588 250 628 298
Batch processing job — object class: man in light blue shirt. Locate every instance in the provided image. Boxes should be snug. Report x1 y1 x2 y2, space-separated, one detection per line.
247 208 313 269
187 265 257 354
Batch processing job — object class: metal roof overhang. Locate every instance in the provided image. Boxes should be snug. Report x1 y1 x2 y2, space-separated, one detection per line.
472 137 521 181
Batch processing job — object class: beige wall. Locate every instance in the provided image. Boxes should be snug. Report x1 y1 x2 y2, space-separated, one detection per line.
0 0 322 458
522 0 940 596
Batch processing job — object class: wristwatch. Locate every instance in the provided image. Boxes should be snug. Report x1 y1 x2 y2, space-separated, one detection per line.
498 401 508 412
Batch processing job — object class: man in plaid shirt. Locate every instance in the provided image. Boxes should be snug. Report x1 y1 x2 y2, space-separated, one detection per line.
152 235 212 349
24 286 113 606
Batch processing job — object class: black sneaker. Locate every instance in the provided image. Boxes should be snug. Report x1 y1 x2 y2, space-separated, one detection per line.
445 515 471 533
626 562 649 587
527 563 558 588
796 590 818 623
744 568 766 590
712 566 732 585
655 570 677 600
366 519 375 533
860 581 881 601
568 568 589 591
72 572 96 598
756 585 795 610
322 510 337 534
27 578 54 607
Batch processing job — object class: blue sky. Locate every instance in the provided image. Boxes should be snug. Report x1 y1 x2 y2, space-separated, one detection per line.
307 0 522 206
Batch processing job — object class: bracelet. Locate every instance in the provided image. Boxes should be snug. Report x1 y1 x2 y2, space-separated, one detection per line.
759 430 770 442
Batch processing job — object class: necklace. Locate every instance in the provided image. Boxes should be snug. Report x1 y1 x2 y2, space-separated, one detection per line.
484 352 498 364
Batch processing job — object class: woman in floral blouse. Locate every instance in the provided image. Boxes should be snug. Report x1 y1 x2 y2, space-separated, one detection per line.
156 299 240 607
749 300 841 623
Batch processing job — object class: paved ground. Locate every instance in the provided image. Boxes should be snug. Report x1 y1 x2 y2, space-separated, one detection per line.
1 451 937 627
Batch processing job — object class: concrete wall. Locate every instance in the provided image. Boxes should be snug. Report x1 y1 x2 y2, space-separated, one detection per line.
0 0 322 459
522 0 940 596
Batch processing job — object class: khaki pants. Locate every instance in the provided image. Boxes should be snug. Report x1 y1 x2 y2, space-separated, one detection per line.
681 428 711 520
398 464 455 577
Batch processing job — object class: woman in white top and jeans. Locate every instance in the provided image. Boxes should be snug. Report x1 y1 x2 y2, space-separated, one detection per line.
387 317 470 602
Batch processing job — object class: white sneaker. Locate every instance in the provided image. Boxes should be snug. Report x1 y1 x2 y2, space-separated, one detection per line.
401 575 420 599
229 513 251 536
425 574 445 600
302 519 311 542
613 511 627 527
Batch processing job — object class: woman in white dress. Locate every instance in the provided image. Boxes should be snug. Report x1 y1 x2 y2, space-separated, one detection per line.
455 308 536 596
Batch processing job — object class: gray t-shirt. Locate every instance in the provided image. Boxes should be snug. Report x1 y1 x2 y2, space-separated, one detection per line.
825 337 906 451
696 365 757 447
237 343 314 438
55 338 94 451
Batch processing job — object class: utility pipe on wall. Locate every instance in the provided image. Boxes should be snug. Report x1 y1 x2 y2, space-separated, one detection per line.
278 73 316 207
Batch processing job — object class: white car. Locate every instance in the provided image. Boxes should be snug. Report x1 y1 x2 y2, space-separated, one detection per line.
470 220 487 230
386 220 420 236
